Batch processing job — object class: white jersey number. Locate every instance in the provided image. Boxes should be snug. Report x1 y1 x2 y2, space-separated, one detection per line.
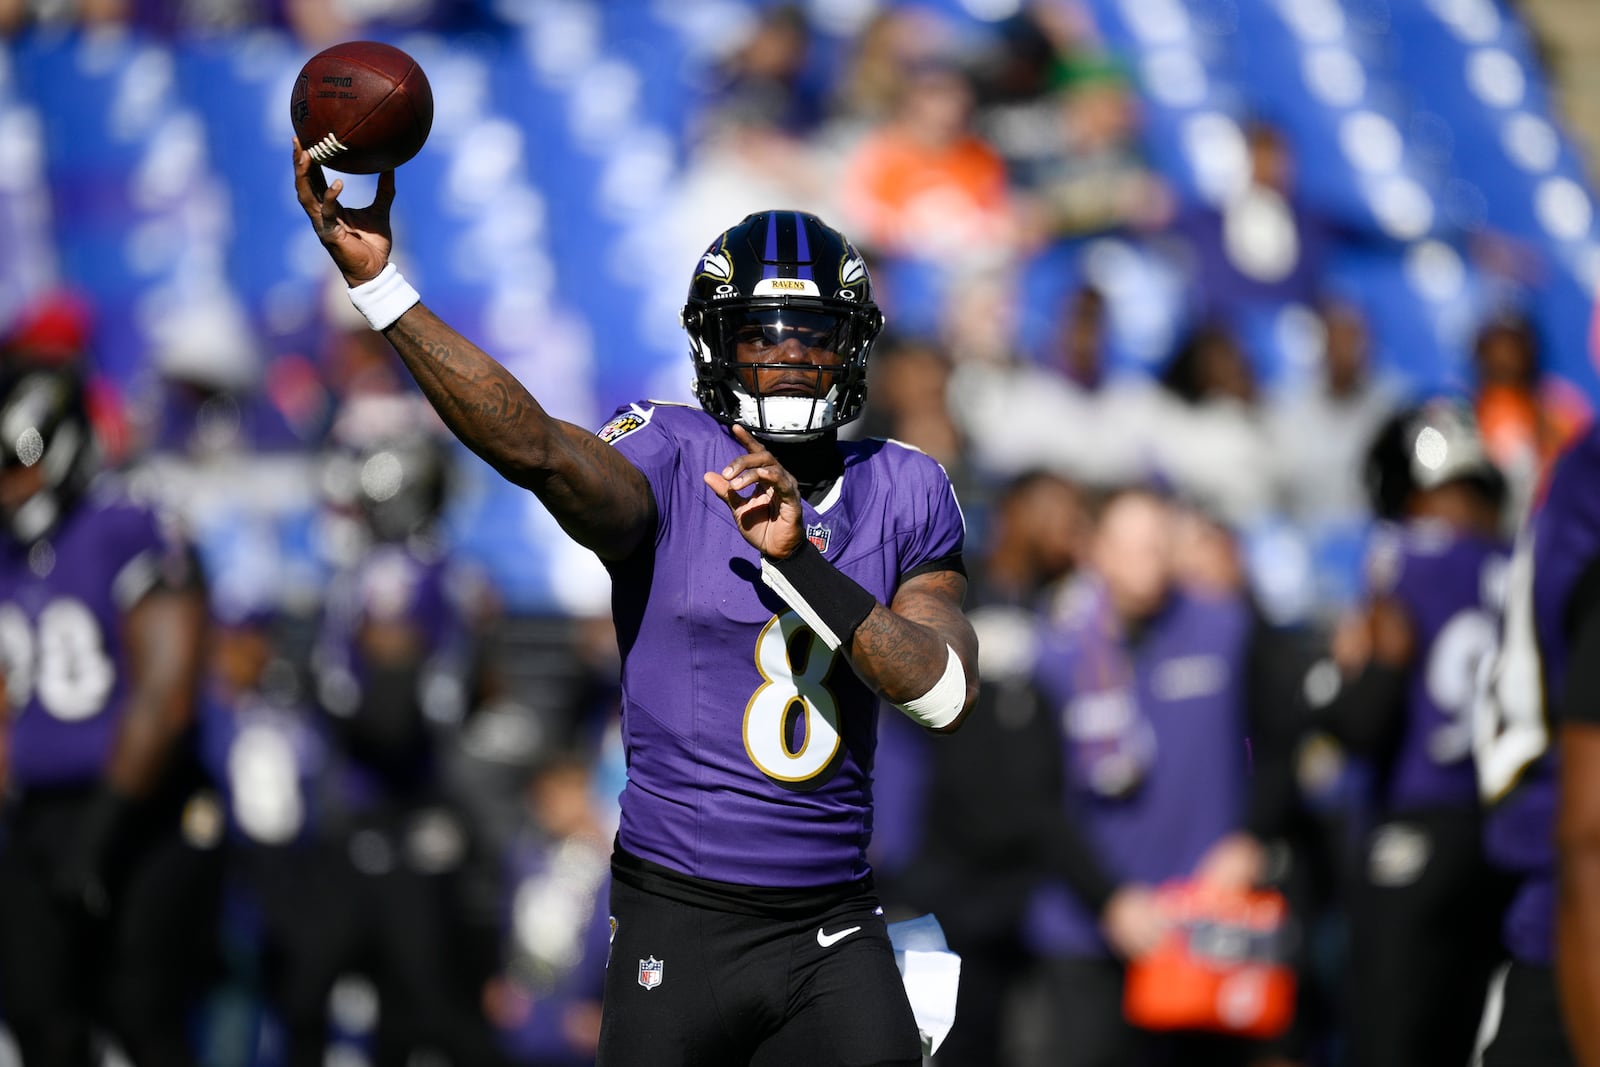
0 599 116 722
744 612 843 784
1425 607 1499 765
1475 538 1549 802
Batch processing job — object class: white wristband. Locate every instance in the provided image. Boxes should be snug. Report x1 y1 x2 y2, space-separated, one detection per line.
895 645 966 730
348 263 420 331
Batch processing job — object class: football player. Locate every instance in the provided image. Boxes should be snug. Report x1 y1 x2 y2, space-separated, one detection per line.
1312 399 1510 1067
272 392 507 1067
1475 418 1600 1066
293 144 977 1067
0 364 218 1065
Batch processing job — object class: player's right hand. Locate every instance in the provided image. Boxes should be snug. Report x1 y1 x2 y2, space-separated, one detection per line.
293 138 394 287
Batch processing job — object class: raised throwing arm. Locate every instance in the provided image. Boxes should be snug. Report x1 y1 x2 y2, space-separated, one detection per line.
291 142 654 561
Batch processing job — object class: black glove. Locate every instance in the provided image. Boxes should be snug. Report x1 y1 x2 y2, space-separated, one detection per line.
52 788 134 919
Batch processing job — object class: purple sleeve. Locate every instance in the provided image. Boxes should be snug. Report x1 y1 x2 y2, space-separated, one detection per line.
109 505 198 612
597 403 678 539
902 455 966 578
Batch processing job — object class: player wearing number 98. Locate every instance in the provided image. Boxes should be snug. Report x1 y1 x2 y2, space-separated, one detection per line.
292 141 978 1066
0 364 216 1066
1311 399 1509 1067
1475 418 1600 1067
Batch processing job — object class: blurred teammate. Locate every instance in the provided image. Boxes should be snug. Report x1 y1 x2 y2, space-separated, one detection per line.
0 365 219 1066
293 145 978 1067
274 393 505 1067
1315 400 1509 1067
1476 419 1600 1066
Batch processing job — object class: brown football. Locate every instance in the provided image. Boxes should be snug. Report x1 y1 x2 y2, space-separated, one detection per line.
291 41 433 175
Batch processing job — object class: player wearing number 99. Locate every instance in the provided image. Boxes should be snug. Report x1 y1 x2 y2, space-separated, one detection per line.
1475 418 1600 1067
292 142 978 1066
0 364 216 1066
1311 399 1509 1067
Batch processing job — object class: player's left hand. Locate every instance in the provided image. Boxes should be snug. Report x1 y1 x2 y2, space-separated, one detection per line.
704 425 804 559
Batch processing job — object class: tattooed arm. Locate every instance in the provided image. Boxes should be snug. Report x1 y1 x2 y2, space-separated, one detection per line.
291 142 654 560
853 569 979 733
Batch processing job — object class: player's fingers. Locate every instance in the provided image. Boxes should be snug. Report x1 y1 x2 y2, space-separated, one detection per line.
292 140 322 217
731 424 765 454
374 169 397 213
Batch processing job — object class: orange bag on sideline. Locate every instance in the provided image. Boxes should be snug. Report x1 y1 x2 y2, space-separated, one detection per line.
1122 880 1296 1039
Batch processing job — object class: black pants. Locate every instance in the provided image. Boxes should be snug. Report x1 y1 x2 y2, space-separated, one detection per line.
245 823 506 1067
0 791 222 1067
1348 809 1508 1067
597 873 921 1067
1482 962 1577 1067
1035 957 1259 1067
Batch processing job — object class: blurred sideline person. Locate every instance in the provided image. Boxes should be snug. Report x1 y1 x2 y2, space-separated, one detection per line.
292 142 978 1067
0 364 220 1066
1310 400 1509 1067
1476 419 1600 1067
1026 486 1266 1067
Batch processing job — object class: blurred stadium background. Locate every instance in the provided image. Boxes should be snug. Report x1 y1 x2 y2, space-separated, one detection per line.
3 0 1600 1064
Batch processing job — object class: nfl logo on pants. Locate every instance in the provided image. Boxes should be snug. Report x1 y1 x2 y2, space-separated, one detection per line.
638 956 664 990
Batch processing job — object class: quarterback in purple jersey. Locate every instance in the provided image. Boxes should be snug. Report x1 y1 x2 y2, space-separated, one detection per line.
293 143 979 1065
1312 400 1509 1067
1476 418 1600 1067
0 365 217 1066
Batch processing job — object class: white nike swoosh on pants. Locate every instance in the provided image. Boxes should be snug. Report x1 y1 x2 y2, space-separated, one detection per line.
817 925 862 948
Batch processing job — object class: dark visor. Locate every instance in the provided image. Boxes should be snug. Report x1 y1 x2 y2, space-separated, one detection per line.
726 309 852 355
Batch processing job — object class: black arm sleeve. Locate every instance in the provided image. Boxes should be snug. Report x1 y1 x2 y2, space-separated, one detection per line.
1562 557 1600 725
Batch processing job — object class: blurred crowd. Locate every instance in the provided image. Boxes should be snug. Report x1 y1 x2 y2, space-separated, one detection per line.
1 0 1598 1066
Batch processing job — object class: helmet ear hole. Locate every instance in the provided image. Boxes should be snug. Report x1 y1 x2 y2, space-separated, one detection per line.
681 306 703 334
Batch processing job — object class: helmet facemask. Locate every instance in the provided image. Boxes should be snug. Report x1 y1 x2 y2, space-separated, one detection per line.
681 211 884 440
687 302 879 440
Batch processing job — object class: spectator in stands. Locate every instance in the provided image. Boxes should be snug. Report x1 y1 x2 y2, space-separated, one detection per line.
839 56 1017 264
826 6 959 133
953 282 1163 488
1472 310 1588 525
1026 485 1266 1067
1153 321 1278 526
704 2 826 138
1172 119 1331 324
1271 298 1401 532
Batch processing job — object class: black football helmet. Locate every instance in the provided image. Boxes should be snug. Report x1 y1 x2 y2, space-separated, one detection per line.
1364 397 1506 521
321 394 451 546
0 368 98 543
681 211 884 439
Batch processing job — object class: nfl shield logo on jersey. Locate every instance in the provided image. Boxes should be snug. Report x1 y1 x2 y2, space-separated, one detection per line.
806 522 831 553
638 956 664 990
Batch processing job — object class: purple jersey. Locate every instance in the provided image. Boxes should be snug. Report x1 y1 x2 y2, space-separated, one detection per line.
0 486 192 787
1026 584 1253 957
600 402 966 888
1364 522 1508 813
1479 422 1600 964
198 691 329 846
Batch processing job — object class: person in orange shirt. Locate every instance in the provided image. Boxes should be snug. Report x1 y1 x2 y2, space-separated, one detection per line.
1472 311 1589 522
839 59 1016 263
